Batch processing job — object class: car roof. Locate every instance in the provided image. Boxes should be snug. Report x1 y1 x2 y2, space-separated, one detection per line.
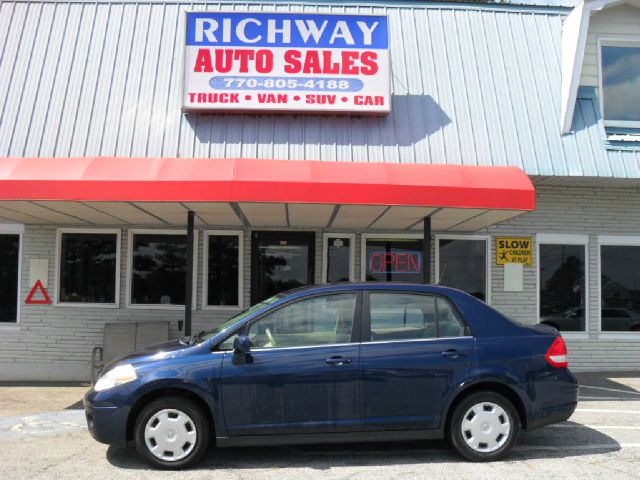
280 282 468 298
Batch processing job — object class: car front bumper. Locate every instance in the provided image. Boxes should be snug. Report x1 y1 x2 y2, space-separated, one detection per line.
84 390 131 447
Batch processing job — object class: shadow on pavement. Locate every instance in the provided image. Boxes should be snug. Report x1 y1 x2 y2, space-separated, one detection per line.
105 422 621 471
575 371 640 401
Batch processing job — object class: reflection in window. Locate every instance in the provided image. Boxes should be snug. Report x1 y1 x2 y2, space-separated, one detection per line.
369 293 464 341
438 239 487 301
601 245 640 332
326 237 351 282
131 234 187 305
207 234 239 306
248 293 356 348
365 238 422 283
0 235 19 323
601 45 640 124
539 244 586 332
60 233 118 304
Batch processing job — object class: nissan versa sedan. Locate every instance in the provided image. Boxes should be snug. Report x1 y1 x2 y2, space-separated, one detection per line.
84 283 578 469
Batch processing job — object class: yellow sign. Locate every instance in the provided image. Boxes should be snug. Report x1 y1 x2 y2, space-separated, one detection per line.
495 237 532 266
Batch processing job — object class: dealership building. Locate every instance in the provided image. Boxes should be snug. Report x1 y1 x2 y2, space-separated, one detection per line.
0 0 639 380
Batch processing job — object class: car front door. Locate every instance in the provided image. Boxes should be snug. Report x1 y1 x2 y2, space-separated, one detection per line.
219 292 361 436
360 291 474 431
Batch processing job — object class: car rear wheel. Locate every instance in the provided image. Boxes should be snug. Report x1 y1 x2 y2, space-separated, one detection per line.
134 396 209 469
448 392 520 462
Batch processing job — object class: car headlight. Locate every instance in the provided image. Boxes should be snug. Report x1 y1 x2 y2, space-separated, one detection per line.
94 364 137 391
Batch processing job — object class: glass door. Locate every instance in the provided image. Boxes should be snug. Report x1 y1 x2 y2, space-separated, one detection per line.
251 231 315 304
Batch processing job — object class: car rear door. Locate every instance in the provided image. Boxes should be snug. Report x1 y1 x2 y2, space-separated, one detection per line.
360 291 474 431
219 292 362 436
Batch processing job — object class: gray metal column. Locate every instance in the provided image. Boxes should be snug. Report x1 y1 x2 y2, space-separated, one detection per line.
422 217 431 284
185 210 195 336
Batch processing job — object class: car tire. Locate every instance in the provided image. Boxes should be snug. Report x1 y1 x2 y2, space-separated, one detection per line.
448 391 520 462
134 396 210 469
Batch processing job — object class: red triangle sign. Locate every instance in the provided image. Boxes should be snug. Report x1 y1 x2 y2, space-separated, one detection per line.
26 280 51 304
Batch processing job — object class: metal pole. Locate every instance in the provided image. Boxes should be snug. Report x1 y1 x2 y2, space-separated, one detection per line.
185 210 195 336
422 217 431 284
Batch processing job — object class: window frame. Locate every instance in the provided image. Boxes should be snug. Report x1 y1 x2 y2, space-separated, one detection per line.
597 235 640 339
54 228 121 308
362 290 471 344
536 233 589 339
360 233 424 282
126 229 198 310
219 291 363 351
597 37 640 129
322 233 356 283
202 230 244 311
435 234 491 305
0 224 23 329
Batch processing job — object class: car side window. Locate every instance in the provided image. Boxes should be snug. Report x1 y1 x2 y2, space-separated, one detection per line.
217 331 240 351
247 293 357 349
368 293 466 341
369 293 437 341
436 297 466 337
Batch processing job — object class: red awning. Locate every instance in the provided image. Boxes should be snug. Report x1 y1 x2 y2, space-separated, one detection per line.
0 157 534 210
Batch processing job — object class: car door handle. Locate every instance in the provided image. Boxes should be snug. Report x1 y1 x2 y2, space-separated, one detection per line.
441 349 465 359
325 356 352 366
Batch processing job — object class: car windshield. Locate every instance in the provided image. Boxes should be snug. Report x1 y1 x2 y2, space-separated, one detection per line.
198 295 282 342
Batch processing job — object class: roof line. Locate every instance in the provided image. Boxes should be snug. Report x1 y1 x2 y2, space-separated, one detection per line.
4 0 572 16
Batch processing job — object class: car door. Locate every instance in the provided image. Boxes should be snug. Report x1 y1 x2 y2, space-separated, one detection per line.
360 291 474 431
219 292 361 436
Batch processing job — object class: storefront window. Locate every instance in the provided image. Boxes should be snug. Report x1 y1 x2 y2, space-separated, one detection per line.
206 232 241 307
600 244 640 332
539 243 586 332
437 237 487 302
0 234 20 323
59 231 119 304
131 233 189 306
324 235 354 283
364 237 423 283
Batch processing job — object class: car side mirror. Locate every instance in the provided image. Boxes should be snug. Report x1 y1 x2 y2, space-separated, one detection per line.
233 335 251 354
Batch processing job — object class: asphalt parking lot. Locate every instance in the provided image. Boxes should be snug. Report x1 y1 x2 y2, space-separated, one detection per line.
1 372 639 480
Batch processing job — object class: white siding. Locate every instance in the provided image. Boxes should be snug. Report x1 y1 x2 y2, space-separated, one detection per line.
579 4 640 87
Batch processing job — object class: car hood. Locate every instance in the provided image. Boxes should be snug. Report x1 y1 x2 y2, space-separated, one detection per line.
102 339 190 372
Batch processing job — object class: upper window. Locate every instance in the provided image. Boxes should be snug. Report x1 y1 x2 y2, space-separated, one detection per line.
130 231 194 307
0 233 20 323
247 293 357 349
600 243 640 333
57 230 119 305
539 242 587 333
368 293 465 342
437 236 488 302
600 42 640 127
204 231 242 308
363 236 423 283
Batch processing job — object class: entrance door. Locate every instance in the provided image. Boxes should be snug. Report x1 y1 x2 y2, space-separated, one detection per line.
251 231 315 304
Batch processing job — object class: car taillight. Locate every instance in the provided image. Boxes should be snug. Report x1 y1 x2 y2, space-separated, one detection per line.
545 336 568 368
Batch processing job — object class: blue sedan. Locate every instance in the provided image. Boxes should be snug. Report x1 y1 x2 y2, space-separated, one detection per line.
84 283 578 469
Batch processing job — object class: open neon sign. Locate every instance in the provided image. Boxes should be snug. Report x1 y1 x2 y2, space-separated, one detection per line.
368 251 422 274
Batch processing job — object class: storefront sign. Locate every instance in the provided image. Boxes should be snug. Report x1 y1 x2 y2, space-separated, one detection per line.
369 251 421 274
183 12 390 113
496 237 532 266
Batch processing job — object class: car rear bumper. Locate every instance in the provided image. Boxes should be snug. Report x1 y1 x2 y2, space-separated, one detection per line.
84 391 130 447
525 369 578 431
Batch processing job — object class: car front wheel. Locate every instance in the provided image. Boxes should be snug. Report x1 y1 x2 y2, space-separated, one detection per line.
448 392 520 461
134 396 210 469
